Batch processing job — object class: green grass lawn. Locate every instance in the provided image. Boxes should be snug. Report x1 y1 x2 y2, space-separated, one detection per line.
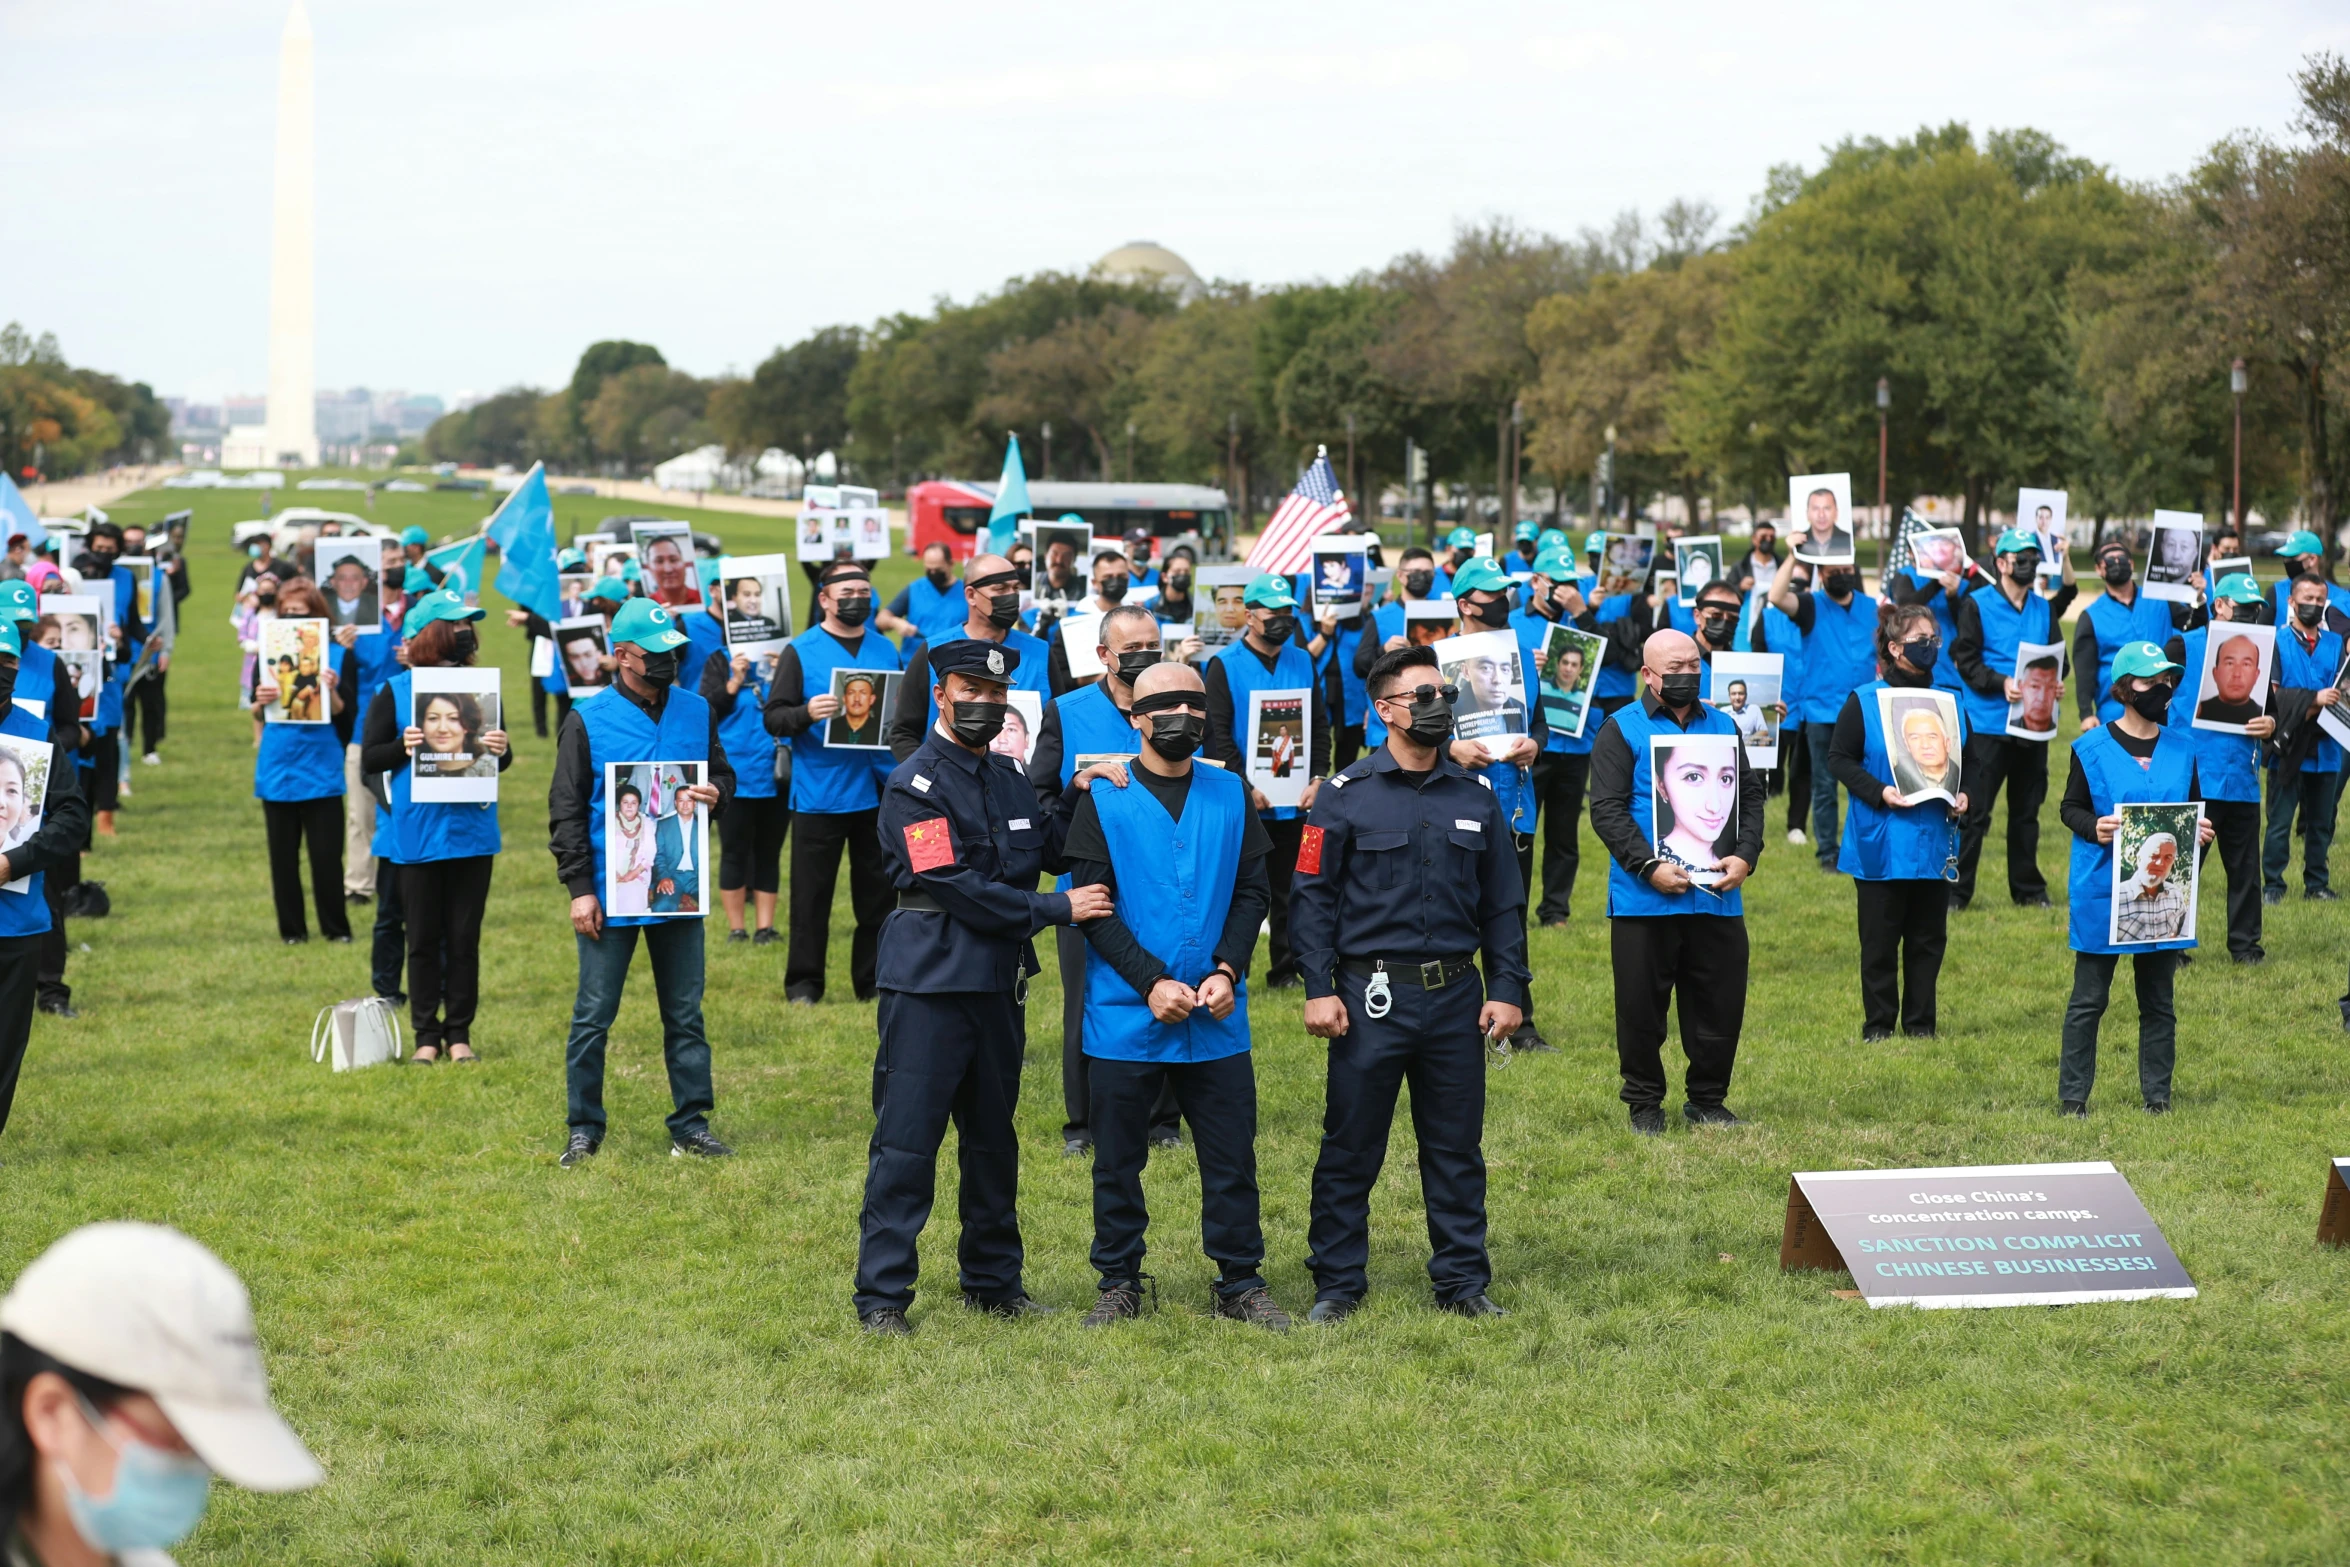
5 486 2348 1564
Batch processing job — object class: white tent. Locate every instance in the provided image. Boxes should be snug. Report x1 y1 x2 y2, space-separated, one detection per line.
653 445 728 491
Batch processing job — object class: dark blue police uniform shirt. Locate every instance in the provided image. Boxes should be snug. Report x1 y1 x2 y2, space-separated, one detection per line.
1287 746 1531 1008
875 728 1074 994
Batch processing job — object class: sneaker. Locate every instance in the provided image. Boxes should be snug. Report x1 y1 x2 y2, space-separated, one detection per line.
377 990 408 1006
1629 1105 1666 1137
2232 950 2266 965
559 1132 600 1168
967 1293 1057 1319
1902 1027 1936 1039
141 752 160 766
726 928 749 944
1080 1280 1147 1328
36 998 77 1019
2014 894 2053 909
1306 1297 1361 1325
1509 1022 1558 1054
2058 1100 2088 1119
1786 828 1807 846
1684 1104 1745 1128
752 928 780 946
861 1308 913 1337
2307 888 2340 902
1539 915 1571 929
1212 1286 1293 1333
2263 888 2285 906
671 1129 735 1159
345 891 372 907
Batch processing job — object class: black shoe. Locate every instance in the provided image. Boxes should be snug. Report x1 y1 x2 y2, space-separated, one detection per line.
1509 1023 1558 1054
1306 1297 1361 1325
1903 1027 1937 1039
2339 1004 2350 1036
559 1132 601 1168
2232 950 2266 965
1947 894 1971 912
752 928 779 946
1684 1104 1745 1128
1080 1280 1148 1328
2307 888 2339 902
2263 888 2285 906
966 1293 1057 1319
1263 971 1302 991
1062 1135 1093 1158
786 992 818 1008
861 1308 913 1337
1539 915 1571 929
1212 1285 1293 1333
1439 1293 1507 1319
36 998 77 1019
377 990 408 1006
1861 1026 1894 1042
726 928 749 944
1147 1128 1184 1153
2176 952 2195 969
282 936 307 945
2058 1100 2088 1119
2143 1100 2171 1115
2014 894 2053 909
1629 1105 1666 1137
671 1129 734 1159
345 892 371 907
327 935 353 945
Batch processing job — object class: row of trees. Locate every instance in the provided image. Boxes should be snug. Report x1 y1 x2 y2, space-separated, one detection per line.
0 324 171 481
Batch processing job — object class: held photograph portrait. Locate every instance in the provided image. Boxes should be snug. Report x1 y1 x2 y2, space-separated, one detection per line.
825 668 897 750
1876 688 1962 806
994 691 1044 771
717 553 795 658
1595 534 1655 600
1709 652 1785 768
1030 521 1092 606
2007 643 2067 740
409 668 502 804
629 521 699 607
1534 623 1604 742
1673 535 1724 606
2191 622 2275 734
1433 628 1528 759
0 734 54 894
2143 510 2205 604
1310 536 1369 621
314 537 383 634
1193 566 1254 650
2110 801 2203 947
554 616 613 697
1245 689 1311 809
2017 488 2069 578
1789 473 1855 565
257 616 329 724
603 761 710 918
1649 732 1740 887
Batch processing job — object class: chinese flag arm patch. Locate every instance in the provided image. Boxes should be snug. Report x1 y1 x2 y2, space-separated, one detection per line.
1295 824 1326 876
903 816 956 873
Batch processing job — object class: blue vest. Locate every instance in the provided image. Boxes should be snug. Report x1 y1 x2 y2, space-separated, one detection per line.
0 700 54 937
1079 765 1252 1064
577 684 712 929
1902 570 1969 691
2275 624 2346 773
1759 600 1807 713
1603 701 1746 918
347 622 403 717
1837 681 1965 881
1213 638 1317 820
1593 595 1638 700
1797 592 1880 726
2068 725 2198 955
919 626 1051 732
1051 680 1140 895
1330 617 1371 726
899 574 967 649
2083 591 2176 722
383 669 501 862
2166 629 2261 802
677 608 726 689
18 644 67 765
254 642 350 802
1362 603 1409 747
1961 584 2056 734
715 666 778 801
787 626 900 814
2271 578 2350 626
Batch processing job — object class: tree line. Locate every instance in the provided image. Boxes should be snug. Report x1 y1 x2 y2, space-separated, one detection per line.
0 324 172 482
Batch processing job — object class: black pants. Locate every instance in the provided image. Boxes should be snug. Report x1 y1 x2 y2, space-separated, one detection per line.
1057 923 1179 1143
1331 723 1364 772
1262 816 1303 982
87 737 119 812
719 794 791 895
401 856 493 1049
1782 723 1811 833
0 932 40 1137
786 807 889 1000
2200 799 2263 959
262 797 350 941
1088 1051 1265 1297
125 670 166 753
1610 914 1747 1109
2060 951 2179 1106
1955 734 2049 904
371 859 408 996
530 678 550 737
1307 964 1490 1305
37 858 71 1010
855 988 1027 1316
1530 750 1589 922
1856 878 1949 1035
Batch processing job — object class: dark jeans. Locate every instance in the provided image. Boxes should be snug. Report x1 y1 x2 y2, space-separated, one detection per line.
2263 768 2340 896
1088 1051 1265 1297
125 669 167 752
1306 965 1490 1306
2060 951 2179 1106
1610 914 1748 1109
1856 878 1949 1034
786 807 890 1000
2200 800 2263 958
530 678 550 738
401 856 493 1049
719 794 791 896
855 989 1026 1316
1262 816 1304 982
1530 750 1589 922
87 736 119 812
563 921 713 1139
1803 721 1841 862
0 932 41 1137
1056 922 1179 1144
1782 722 1812 833
371 861 407 996
1955 733 2050 905
262 797 350 941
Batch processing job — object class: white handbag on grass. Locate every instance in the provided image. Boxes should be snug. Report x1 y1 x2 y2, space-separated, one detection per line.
310 997 404 1072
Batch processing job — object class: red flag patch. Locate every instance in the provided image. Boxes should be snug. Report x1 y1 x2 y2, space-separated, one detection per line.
1295 824 1325 876
903 816 955 873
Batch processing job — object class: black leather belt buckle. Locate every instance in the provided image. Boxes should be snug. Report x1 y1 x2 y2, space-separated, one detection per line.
1419 959 1447 989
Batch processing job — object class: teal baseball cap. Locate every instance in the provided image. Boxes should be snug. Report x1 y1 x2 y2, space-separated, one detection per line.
1058 512 1087 526
402 586 484 637
2214 572 2263 605
1449 556 1515 597
620 560 642 583
2110 641 2181 680
1994 527 2041 555
1530 547 1578 579
2278 529 2324 557
609 597 690 652
587 578 629 605
0 618 19 660
400 526 430 547
1583 530 1608 556
1445 526 1476 550
1513 519 1538 542
0 580 35 623
696 556 724 589
1242 574 1298 610
557 547 588 572
1537 527 1570 552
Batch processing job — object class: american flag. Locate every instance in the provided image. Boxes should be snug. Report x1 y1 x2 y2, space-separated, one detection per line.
1245 446 1353 576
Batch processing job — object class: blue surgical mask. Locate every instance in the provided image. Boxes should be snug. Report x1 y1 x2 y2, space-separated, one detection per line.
61 1396 214 1552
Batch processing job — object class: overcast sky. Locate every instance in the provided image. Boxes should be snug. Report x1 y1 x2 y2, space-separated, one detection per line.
6 0 2345 403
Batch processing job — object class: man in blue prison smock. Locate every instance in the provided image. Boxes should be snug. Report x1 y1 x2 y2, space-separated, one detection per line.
1288 643 1530 1323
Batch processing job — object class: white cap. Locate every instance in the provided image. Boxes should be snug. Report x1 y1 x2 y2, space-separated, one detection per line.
0 1223 323 1492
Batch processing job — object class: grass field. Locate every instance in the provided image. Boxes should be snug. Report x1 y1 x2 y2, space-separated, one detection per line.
5 485 2348 1565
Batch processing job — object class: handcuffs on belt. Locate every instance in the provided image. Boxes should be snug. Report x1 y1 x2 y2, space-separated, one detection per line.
1363 962 1394 1019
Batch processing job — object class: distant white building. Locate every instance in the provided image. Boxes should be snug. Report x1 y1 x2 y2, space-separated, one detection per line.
653 446 811 494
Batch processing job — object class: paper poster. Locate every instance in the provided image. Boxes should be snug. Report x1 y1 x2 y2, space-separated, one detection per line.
1906 528 1970 581
1876 687 1962 806
1595 534 1654 600
2111 801 2202 947
843 507 891 561
2190 622 2273 733
1789 473 1855 565
1709 652 1785 768
256 615 329 723
409 667 502 804
1649 731 1740 885
0 734 54 894
2317 647 2350 753
554 616 613 697
530 636 554 679
118 555 157 627
1673 535 1724 607
1310 536 1369 621
1245 688 1311 808
1193 565 1254 651
1534 623 1605 742
2007 642 2067 741
2018 488 2069 578
2206 555 2254 590
994 690 1044 770
314 537 383 634
825 667 896 750
716 553 795 659
588 539 638 580
603 760 709 918
2143 511 2204 604
1030 521 1092 608
622 520 696 607
1432 628 1527 761
1059 614 1107 680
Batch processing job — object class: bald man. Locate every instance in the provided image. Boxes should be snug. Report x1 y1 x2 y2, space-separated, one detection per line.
1586 628 1768 1133
887 552 1055 762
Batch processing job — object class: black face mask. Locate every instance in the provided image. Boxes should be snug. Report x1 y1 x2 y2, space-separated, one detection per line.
89 549 116 569
1658 672 1702 709
1466 596 1512 629
2295 601 2325 627
925 568 952 590
1257 614 1295 647
1404 569 1435 598
1698 617 1735 649
1823 571 1859 598
635 649 678 690
950 700 1006 748
2100 557 2132 586
451 626 479 662
385 565 406 592
1144 713 1204 760
985 592 1021 630
1395 695 1454 749
1164 573 1192 596
832 596 871 628
0 658 16 712
2005 557 2040 584
1097 575 1129 605
1113 649 1161 684
1900 636 1941 673
258 590 278 607
2124 682 2172 721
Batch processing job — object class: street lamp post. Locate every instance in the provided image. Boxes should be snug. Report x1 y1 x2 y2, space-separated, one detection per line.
1875 377 1890 579
2230 358 2247 530
1344 411 1357 513
1125 420 1136 482
1041 420 1053 482
1509 400 1523 540
1226 412 1240 534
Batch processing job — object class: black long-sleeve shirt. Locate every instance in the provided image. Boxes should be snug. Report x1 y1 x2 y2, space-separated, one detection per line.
547 681 736 898
360 678 519 780
1062 764 1271 996
1202 642 1332 786
2058 721 2199 841
759 629 886 740
1024 691 1126 814
1950 582 2079 698
1824 678 1947 799
1587 691 1769 881
2072 590 2187 720
0 665 87 883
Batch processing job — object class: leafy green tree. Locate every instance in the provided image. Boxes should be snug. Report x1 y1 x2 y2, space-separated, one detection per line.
0 324 125 477
710 326 861 463
586 365 710 473
420 387 549 469
976 307 1156 480
568 341 666 463
1127 286 1270 516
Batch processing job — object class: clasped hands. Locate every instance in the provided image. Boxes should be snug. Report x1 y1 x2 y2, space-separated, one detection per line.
1148 968 1238 1024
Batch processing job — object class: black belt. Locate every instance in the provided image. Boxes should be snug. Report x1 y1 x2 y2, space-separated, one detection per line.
897 890 943 913
1341 955 1477 989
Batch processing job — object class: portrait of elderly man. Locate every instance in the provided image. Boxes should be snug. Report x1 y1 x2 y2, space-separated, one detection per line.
2115 831 2188 944
1883 693 1961 801
2196 630 2268 727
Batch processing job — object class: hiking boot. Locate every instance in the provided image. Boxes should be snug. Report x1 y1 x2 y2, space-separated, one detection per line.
1080 1280 1148 1328
1211 1286 1292 1333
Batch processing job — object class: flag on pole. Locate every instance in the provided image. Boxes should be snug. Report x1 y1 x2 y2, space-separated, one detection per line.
425 533 488 607
0 474 44 551
1245 446 1353 576
487 461 561 621
984 434 1032 555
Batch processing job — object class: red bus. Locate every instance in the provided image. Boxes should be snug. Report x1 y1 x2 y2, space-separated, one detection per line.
905 480 1232 562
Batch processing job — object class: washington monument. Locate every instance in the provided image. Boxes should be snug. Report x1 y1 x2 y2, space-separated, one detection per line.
258 0 318 468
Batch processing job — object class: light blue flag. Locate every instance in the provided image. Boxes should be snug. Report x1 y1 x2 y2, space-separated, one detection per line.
426 533 488 606
985 434 1031 555
0 474 45 551
487 462 561 622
